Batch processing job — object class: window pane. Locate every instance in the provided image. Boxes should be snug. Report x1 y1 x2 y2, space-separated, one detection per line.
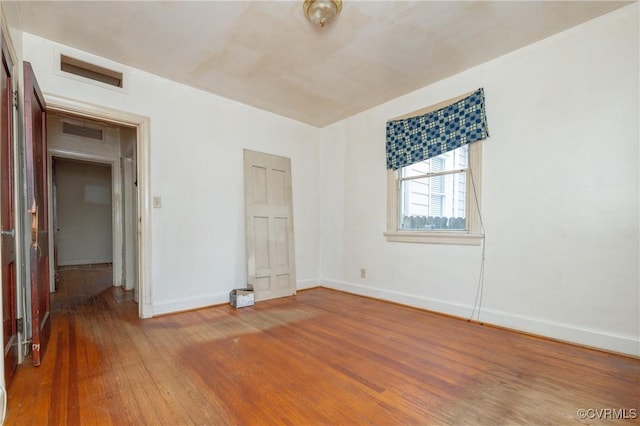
399 145 468 231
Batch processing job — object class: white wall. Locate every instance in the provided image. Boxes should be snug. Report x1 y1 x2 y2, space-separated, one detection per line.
55 159 113 265
22 33 321 315
320 4 639 356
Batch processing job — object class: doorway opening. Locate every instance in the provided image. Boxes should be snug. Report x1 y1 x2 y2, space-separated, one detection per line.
41 94 152 320
47 111 140 315
50 157 117 313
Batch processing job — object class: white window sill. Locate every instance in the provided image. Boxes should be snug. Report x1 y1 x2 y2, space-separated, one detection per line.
383 231 484 246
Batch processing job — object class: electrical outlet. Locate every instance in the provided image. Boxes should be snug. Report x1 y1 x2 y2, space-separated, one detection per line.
153 196 162 208
360 268 366 279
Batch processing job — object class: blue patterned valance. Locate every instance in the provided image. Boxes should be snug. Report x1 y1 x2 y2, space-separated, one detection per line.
386 88 489 170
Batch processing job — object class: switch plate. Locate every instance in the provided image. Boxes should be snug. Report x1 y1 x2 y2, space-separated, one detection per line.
153 196 162 208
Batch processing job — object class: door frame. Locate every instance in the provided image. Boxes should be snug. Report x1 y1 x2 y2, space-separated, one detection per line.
44 94 152 318
0 17 27 367
0 23 17 385
121 157 136 293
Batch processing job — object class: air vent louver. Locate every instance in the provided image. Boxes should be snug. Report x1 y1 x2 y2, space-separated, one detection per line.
62 121 104 141
60 54 123 88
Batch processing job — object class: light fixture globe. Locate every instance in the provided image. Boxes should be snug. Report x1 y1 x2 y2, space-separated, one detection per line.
304 0 342 28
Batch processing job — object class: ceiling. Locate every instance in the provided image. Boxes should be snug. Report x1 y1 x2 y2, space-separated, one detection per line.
8 1 631 127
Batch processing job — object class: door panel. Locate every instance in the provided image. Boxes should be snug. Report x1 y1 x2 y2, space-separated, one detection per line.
24 61 50 366
275 274 290 291
252 166 267 203
271 169 286 205
244 150 296 302
254 216 270 269
1 34 17 385
273 218 289 267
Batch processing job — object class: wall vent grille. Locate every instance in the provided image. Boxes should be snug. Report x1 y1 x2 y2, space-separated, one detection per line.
62 121 104 141
60 54 123 88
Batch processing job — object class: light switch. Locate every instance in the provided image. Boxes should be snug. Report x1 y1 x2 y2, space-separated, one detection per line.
153 196 162 208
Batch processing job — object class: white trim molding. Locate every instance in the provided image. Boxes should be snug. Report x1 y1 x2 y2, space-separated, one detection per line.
383 231 484 245
153 292 230 317
297 279 320 290
44 93 153 319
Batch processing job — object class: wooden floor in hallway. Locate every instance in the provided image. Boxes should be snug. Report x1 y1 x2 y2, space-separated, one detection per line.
50 264 114 314
4 269 639 425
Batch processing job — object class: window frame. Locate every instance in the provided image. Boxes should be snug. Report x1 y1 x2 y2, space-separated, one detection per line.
384 141 483 245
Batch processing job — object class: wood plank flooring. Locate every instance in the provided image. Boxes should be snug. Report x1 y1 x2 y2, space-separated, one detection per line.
5 268 639 425
51 264 114 314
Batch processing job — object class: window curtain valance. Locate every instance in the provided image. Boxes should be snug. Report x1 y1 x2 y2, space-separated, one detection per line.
385 88 489 170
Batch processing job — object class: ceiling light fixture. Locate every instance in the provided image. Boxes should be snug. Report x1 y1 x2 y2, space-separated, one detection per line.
303 0 342 28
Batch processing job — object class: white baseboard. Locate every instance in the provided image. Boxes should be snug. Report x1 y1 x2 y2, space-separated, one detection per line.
477 308 639 357
297 279 320 291
319 279 639 357
140 303 154 319
152 279 320 316
153 292 229 316
321 279 474 316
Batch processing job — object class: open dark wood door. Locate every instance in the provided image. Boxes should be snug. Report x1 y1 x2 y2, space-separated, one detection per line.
1 32 18 384
24 61 50 366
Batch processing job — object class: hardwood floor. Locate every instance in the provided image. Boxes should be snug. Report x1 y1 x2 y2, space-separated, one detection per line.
5 270 639 425
51 264 114 314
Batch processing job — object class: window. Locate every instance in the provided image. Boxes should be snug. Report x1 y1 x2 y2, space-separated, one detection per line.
385 141 483 245
384 88 488 244
400 144 467 229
